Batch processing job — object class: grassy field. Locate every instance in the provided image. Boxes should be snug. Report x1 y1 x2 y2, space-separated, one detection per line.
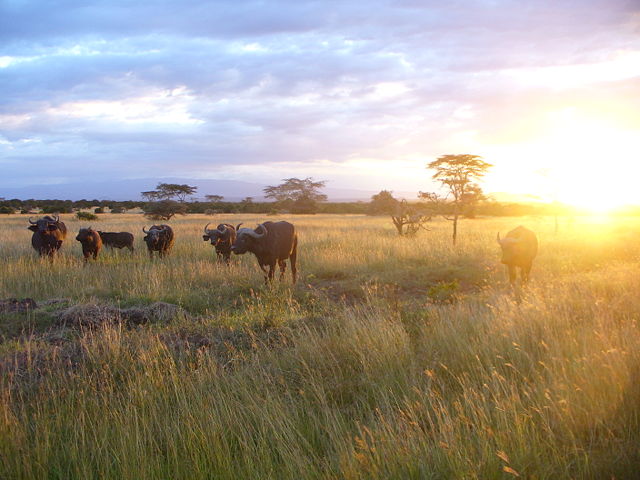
1 213 639 479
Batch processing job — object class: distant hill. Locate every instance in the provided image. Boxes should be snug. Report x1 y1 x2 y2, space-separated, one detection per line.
0 178 417 202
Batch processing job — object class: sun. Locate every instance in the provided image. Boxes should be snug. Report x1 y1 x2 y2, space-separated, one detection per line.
520 110 640 213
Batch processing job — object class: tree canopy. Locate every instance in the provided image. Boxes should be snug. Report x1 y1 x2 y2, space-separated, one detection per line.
264 177 327 213
142 183 198 203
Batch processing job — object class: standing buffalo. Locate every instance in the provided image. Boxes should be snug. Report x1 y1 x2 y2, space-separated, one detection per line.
497 226 538 285
28 215 67 258
142 225 174 258
76 227 103 262
203 223 236 264
231 221 298 283
98 231 135 252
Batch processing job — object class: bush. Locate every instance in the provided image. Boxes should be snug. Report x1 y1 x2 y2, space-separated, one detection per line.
94 207 105 214
110 207 126 214
76 211 99 221
0 206 14 214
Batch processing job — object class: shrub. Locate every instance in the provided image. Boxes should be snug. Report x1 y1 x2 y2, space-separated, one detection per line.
94 207 105 214
0 206 14 214
76 211 99 221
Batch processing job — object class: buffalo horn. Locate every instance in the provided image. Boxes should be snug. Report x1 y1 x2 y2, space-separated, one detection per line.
217 224 227 234
496 232 502 245
253 223 267 238
28 217 37 224
142 226 149 234
204 222 212 233
235 223 243 231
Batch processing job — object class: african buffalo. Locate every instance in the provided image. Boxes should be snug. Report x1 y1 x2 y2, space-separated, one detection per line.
98 231 135 252
142 225 174 258
497 225 538 285
203 223 236 264
28 215 67 258
76 227 103 262
231 221 297 283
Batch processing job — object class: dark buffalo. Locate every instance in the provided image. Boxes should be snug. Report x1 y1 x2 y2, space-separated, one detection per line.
142 225 174 258
497 225 538 285
75 227 103 262
231 221 297 283
98 231 135 252
203 223 236 264
28 215 68 258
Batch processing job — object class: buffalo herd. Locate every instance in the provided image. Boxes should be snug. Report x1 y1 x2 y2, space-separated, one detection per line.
25 216 537 285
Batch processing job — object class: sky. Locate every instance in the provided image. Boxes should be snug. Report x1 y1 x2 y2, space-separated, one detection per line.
1 0 639 206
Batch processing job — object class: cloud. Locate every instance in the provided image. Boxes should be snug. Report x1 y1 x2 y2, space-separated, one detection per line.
1 0 638 194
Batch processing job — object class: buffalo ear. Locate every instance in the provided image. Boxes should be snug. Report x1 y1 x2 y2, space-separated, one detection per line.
28 225 38 232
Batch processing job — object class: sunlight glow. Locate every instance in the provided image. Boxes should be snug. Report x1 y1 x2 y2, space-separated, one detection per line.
485 108 640 213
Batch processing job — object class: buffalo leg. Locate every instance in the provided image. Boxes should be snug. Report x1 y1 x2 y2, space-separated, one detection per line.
268 263 276 282
278 259 287 281
508 265 517 285
522 263 532 284
258 262 269 282
290 238 298 284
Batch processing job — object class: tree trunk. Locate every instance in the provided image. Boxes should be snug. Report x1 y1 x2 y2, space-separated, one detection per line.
452 215 458 245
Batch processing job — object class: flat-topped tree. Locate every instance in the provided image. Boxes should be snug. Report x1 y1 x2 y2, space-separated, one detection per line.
142 183 198 203
264 177 327 214
424 154 492 245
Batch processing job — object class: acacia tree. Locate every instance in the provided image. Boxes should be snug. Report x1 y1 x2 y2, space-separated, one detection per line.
422 154 492 245
205 194 224 203
263 177 327 213
142 183 198 202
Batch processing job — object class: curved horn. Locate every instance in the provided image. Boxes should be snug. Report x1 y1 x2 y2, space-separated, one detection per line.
28 217 37 224
496 232 501 245
253 223 267 238
142 226 149 234
217 224 227 234
53 214 59 222
204 222 212 233
235 223 243 231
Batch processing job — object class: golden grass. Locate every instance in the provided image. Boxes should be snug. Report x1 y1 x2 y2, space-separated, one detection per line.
1 213 639 478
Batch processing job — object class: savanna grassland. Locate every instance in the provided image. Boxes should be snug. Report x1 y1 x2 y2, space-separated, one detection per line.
1 213 639 479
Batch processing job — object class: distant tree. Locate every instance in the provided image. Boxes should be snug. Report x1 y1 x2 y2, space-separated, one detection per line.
368 190 400 215
422 154 493 245
141 183 198 203
143 200 187 220
264 177 327 213
94 207 105 214
460 184 487 219
205 194 224 203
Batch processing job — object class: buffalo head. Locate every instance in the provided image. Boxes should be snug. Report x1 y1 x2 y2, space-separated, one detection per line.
28 215 63 234
231 223 267 254
496 232 523 264
203 223 230 246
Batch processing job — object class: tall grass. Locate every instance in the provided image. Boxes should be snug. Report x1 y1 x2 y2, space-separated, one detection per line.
1 213 639 478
